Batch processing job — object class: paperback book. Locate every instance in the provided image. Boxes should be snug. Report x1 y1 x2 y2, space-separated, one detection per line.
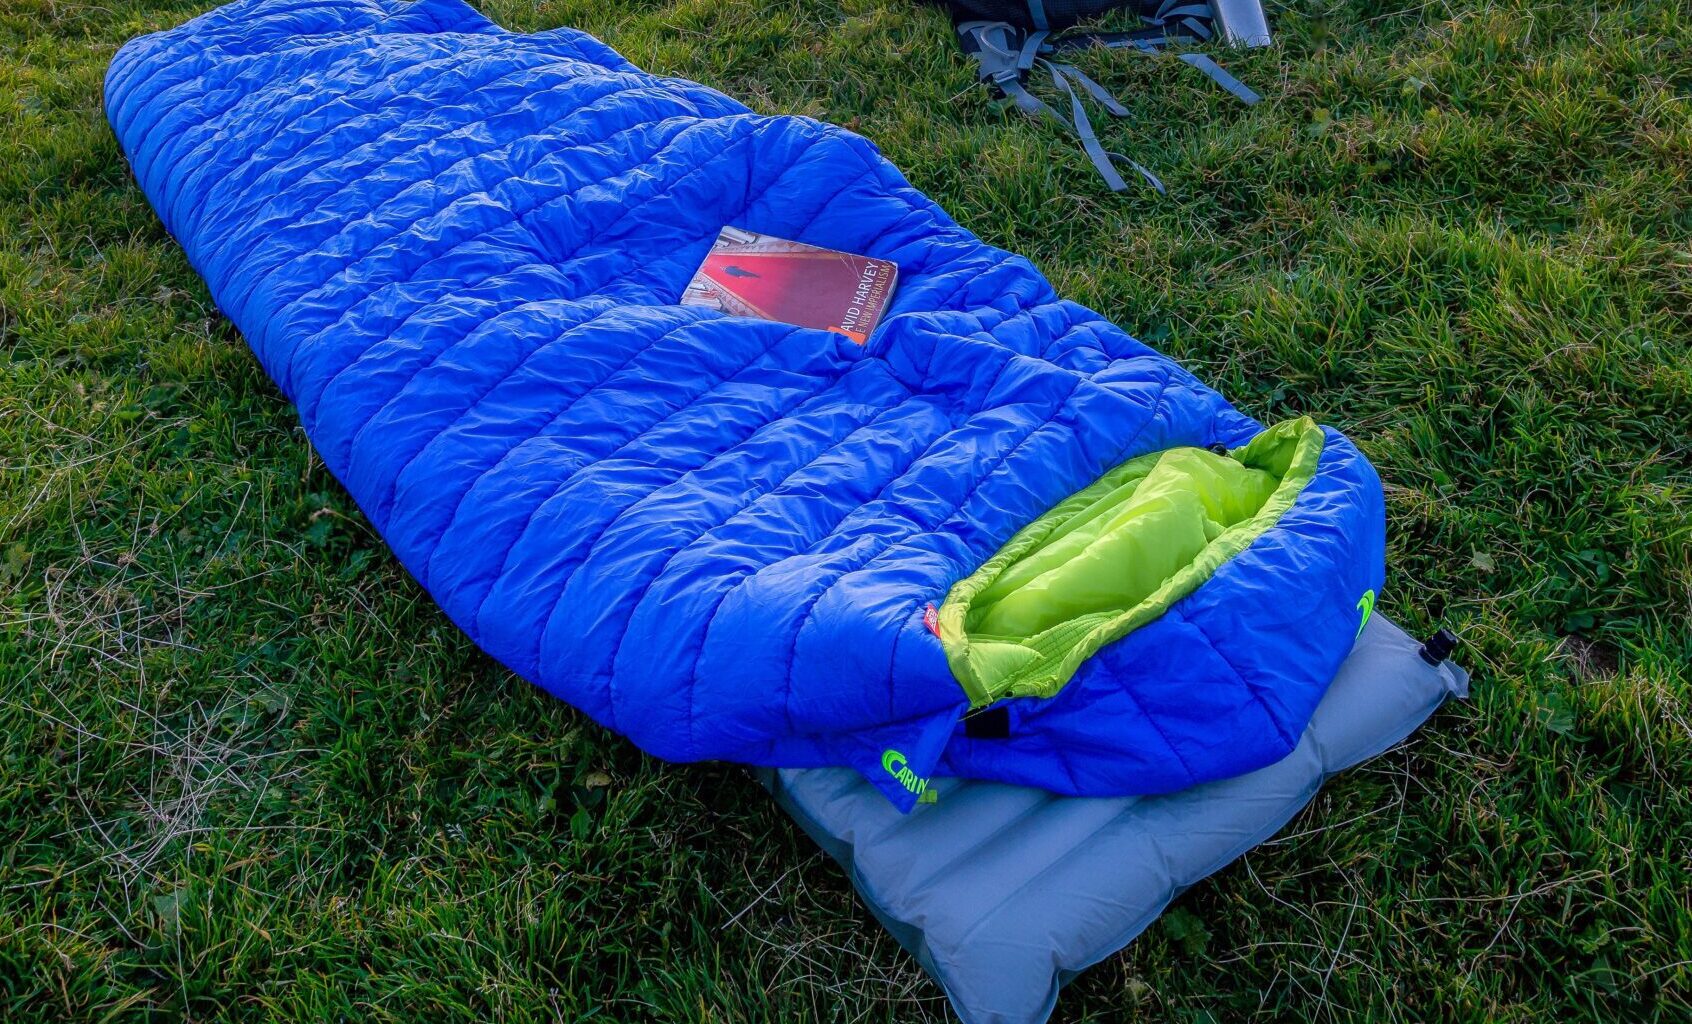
681 226 898 343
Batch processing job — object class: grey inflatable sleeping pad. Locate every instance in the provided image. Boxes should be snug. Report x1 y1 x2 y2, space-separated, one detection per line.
758 614 1468 1024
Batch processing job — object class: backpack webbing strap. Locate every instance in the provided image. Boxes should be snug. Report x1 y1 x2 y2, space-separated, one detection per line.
1177 52 1261 104
960 26 1050 119
955 14 1258 194
1045 59 1164 193
1048 32 1263 105
958 20 1162 194
1153 0 1216 37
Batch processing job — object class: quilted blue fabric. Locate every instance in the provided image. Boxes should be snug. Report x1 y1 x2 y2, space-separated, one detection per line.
105 0 1386 810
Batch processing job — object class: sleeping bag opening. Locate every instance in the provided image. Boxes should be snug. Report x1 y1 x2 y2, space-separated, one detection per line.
938 417 1326 706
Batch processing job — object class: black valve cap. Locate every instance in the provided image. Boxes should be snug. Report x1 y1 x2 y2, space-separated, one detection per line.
1419 628 1459 666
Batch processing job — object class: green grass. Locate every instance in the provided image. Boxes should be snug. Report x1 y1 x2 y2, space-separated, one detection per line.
2 0 1689 1019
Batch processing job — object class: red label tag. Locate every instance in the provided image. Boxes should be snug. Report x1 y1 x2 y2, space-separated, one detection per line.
922 603 940 638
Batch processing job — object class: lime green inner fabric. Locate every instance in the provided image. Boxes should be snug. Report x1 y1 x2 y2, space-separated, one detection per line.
938 417 1326 706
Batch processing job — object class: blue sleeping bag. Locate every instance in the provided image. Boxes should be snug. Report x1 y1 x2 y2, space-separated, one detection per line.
105 0 1386 810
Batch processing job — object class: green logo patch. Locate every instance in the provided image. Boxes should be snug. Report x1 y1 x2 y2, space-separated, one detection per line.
880 748 930 798
1355 589 1376 638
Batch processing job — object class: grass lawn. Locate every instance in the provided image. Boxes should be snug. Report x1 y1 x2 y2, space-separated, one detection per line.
2 0 1689 1019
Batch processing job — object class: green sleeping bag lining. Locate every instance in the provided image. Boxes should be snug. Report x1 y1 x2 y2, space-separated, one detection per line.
939 416 1326 705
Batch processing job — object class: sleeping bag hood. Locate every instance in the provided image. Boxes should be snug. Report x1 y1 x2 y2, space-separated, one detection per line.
104 0 1385 810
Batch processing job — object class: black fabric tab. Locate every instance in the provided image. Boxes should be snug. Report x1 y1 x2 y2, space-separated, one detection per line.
964 705 1012 739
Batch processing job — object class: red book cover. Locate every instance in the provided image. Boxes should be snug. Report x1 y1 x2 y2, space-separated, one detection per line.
680 227 899 344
